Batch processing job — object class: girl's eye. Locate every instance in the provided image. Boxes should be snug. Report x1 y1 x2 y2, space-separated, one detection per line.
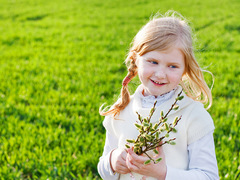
169 65 177 68
150 61 158 64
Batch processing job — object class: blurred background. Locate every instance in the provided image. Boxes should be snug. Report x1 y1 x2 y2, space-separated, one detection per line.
0 0 239 179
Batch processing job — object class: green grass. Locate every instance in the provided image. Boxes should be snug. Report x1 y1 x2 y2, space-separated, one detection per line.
0 0 239 179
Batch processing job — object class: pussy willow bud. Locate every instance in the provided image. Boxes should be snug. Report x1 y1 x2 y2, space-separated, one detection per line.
150 107 155 115
125 144 130 148
156 158 162 163
160 111 164 117
162 118 168 123
144 160 151 165
153 123 158 130
126 139 135 143
135 123 142 129
164 123 169 131
176 95 184 101
150 128 155 133
153 149 159 154
173 104 179 110
155 131 159 138
134 143 140 147
172 128 177 133
170 141 176 145
149 123 152 128
143 122 149 127
137 113 142 120
159 127 164 132
134 147 140 154
146 135 152 141
173 116 178 126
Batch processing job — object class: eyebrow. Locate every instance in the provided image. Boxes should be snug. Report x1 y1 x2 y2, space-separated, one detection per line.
144 57 158 61
144 57 181 64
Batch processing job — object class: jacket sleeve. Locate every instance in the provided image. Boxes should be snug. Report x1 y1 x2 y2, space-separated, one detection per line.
97 131 120 180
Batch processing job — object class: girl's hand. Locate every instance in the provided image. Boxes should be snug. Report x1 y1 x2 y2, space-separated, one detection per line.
110 148 131 174
126 146 167 180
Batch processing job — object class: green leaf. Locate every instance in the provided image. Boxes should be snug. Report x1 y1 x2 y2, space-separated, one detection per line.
173 116 178 126
160 111 164 117
140 136 145 143
144 160 151 165
125 144 130 148
150 128 155 133
155 131 159 139
162 118 168 123
176 96 184 101
150 107 155 114
159 127 165 132
173 104 179 110
172 128 177 133
143 122 149 127
126 139 135 143
153 149 159 154
170 141 176 145
135 123 142 129
165 133 169 138
149 123 152 128
134 143 140 147
134 147 140 153
153 123 158 130
164 123 169 131
146 135 152 141
156 158 162 163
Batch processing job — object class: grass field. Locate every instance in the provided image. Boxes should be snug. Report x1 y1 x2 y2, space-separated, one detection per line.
0 0 239 179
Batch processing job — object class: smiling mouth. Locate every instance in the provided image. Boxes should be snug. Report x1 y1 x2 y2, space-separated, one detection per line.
151 79 166 85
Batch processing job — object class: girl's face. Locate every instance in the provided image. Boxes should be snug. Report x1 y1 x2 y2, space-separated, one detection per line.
136 48 185 96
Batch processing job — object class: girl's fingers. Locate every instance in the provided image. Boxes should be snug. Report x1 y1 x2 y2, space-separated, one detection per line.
127 148 151 168
118 164 131 174
111 148 132 173
126 154 140 171
155 146 165 158
127 148 147 162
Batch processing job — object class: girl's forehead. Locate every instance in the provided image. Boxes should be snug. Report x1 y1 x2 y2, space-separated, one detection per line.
140 48 184 59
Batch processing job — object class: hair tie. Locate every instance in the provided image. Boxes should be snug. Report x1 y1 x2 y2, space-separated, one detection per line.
122 76 131 86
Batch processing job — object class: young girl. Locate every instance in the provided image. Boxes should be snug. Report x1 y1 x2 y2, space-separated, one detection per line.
97 11 219 180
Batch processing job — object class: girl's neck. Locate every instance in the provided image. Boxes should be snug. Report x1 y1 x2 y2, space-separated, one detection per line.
141 89 174 98
140 88 176 108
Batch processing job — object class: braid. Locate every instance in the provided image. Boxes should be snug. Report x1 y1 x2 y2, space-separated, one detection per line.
100 52 138 117
122 56 138 86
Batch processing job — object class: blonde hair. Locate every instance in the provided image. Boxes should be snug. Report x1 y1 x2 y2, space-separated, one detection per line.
100 11 213 117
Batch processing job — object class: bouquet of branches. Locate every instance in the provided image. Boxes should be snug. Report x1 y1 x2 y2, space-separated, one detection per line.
125 91 184 165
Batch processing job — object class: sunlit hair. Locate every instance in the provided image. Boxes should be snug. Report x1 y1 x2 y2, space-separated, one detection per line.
100 11 213 117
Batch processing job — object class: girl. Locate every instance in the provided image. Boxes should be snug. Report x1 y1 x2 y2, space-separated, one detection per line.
98 11 219 180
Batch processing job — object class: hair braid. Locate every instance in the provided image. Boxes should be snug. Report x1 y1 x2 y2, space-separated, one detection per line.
100 52 138 117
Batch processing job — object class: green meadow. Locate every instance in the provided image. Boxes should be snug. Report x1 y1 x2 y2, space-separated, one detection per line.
0 0 239 179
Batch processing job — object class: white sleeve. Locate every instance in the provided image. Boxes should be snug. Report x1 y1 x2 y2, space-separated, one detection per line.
97 132 120 180
165 131 219 180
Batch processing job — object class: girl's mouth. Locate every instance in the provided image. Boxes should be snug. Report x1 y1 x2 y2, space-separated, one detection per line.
151 79 166 86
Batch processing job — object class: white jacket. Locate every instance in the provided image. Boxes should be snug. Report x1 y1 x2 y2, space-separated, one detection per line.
98 86 219 180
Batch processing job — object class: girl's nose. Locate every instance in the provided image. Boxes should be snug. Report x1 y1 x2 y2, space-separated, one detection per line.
155 69 167 79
